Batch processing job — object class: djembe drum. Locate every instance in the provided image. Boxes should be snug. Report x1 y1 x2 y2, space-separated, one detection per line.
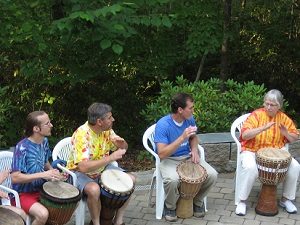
0 207 25 225
176 161 207 218
40 181 82 225
100 169 134 225
255 147 291 216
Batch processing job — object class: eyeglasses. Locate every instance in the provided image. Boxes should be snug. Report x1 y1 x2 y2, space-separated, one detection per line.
42 121 52 126
264 102 278 108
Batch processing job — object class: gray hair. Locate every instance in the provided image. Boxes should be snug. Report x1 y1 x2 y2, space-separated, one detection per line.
264 89 284 108
87 103 112 125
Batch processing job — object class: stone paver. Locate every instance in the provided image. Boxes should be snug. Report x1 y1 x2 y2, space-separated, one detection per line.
63 172 300 225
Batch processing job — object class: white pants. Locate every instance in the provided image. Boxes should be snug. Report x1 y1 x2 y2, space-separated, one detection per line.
238 151 300 202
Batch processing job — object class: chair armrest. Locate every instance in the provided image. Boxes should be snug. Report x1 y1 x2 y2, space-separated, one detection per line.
57 163 77 186
0 184 21 208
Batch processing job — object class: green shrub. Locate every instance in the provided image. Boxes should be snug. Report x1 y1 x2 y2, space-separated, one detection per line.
141 76 271 132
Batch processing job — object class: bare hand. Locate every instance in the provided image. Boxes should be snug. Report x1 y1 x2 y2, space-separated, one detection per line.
110 135 126 147
0 190 8 199
190 150 200 164
262 122 275 131
110 149 126 161
279 123 288 136
44 169 64 181
0 170 10 184
183 126 198 139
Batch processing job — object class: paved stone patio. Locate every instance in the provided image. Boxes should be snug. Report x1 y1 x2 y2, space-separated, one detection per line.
65 172 300 225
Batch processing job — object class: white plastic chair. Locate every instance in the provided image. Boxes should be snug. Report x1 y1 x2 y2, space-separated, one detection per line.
52 137 84 225
0 151 31 225
52 137 119 225
142 124 208 219
230 113 251 205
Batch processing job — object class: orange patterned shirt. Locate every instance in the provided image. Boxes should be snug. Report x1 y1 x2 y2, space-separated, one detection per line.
241 108 299 152
66 122 118 177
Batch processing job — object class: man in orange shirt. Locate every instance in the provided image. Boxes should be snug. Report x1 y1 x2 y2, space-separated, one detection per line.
235 89 300 216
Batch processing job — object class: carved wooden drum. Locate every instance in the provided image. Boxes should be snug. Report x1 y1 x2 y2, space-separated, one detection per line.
100 169 134 225
176 161 207 218
255 147 291 216
40 181 81 225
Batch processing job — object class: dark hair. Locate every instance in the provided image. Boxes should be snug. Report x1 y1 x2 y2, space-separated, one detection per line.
170 93 194 113
25 111 46 137
87 103 112 125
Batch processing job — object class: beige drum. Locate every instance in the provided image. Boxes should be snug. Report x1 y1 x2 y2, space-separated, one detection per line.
176 161 207 218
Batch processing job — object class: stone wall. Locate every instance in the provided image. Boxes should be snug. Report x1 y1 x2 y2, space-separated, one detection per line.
203 140 300 173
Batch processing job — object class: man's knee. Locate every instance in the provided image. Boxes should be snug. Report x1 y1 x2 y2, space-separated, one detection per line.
29 203 49 223
84 182 101 198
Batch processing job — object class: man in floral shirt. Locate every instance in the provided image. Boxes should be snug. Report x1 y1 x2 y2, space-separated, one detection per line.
67 103 135 225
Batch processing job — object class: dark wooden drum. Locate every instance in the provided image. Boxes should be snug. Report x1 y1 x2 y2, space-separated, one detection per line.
40 181 81 225
255 148 291 216
100 169 134 225
0 207 25 225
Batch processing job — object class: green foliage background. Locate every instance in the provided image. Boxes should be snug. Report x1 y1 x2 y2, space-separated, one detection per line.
0 0 299 152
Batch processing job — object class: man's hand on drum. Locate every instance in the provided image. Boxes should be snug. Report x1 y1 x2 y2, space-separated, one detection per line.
190 150 200 164
109 148 126 162
44 169 64 181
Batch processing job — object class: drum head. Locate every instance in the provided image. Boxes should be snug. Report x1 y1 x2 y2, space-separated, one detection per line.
43 181 80 199
101 169 133 193
177 161 207 183
257 148 291 160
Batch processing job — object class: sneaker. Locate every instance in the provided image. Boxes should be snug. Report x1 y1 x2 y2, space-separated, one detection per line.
164 206 177 222
235 202 246 216
193 204 205 218
279 200 297 214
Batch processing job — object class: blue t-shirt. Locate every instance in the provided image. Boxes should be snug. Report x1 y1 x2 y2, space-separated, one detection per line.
154 114 197 157
12 137 51 193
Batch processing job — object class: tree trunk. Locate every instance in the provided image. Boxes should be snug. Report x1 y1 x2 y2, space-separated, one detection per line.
195 51 208 82
220 0 232 89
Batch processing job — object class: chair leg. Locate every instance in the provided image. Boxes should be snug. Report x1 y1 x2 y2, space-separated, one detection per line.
203 196 208 212
155 173 164 219
75 200 85 225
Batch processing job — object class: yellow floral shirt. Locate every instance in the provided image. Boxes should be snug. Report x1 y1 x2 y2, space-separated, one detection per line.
66 122 118 177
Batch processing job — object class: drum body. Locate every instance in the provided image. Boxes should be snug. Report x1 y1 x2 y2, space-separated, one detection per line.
255 148 291 216
176 161 207 218
100 169 134 225
40 181 81 225
0 207 25 225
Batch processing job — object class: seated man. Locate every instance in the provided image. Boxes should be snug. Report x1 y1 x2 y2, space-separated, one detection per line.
67 102 135 225
11 111 64 225
154 92 218 222
0 170 27 221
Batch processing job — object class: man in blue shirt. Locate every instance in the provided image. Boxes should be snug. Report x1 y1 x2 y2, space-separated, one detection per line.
11 111 63 225
155 93 218 222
